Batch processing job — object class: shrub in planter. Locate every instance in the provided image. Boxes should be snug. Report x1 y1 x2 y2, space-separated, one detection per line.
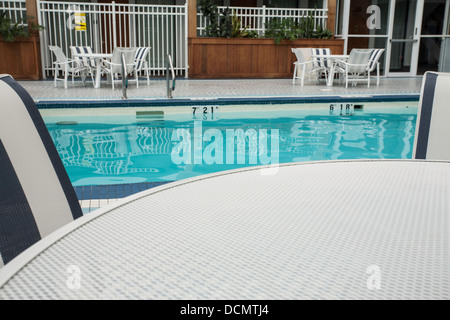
264 13 333 44
0 11 43 42
198 0 258 38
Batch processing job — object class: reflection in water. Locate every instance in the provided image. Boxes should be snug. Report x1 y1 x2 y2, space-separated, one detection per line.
46 113 416 186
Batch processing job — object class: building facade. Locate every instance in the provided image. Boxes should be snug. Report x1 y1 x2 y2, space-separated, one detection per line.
337 0 450 76
2 0 449 78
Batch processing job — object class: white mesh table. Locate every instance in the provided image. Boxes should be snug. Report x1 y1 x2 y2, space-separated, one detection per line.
1 160 449 300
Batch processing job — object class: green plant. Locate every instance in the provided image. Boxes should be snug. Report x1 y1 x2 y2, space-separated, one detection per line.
264 17 301 44
231 10 258 38
198 0 232 38
298 11 316 39
314 23 333 39
264 13 333 43
231 10 243 37
0 11 43 42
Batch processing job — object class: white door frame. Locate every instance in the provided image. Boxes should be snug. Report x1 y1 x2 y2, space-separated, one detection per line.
386 0 424 77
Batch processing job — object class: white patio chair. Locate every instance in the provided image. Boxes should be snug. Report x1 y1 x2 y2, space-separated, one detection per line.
334 49 372 88
0 74 83 267
367 49 385 86
102 47 137 90
70 46 98 83
413 72 450 160
291 48 319 86
310 48 332 84
129 47 151 88
49 46 89 89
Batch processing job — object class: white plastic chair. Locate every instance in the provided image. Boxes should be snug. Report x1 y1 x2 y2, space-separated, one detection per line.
0 74 83 267
102 47 137 90
129 47 151 88
334 49 372 88
291 48 319 86
367 49 385 86
310 48 332 84
413 72 450 160
49 46 89 89
69 46 97 84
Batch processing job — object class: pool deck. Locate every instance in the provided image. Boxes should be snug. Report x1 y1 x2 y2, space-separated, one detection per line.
18 76 423 213
18 76 422 105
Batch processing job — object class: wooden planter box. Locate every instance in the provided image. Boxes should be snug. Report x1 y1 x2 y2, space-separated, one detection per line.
188 37 345 79
0 34 41 80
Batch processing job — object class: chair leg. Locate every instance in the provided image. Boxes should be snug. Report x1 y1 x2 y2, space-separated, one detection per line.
293 64 297 84
54 69 58 88
64 65 69 89
136 72 139 89
376 65 380 86
367 71 370 88
146 70 150 86
301 67 306 87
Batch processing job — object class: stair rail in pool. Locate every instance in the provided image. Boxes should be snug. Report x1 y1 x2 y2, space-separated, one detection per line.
166 54 176 99
121 53 128 99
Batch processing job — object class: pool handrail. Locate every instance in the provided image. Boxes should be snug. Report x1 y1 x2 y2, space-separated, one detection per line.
166 54 176 99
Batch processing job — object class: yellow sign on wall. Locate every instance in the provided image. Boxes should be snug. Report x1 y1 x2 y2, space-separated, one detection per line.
74 13 86 31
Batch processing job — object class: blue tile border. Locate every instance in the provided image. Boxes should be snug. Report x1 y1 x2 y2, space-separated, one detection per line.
74 181 174 201
36 94 420 109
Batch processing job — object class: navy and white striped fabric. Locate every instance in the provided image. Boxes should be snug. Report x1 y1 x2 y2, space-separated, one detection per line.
0 75 82 267
70 46 97 68
367 49 384 72
134 47 150 71
413 72 450 160
311 48 331 68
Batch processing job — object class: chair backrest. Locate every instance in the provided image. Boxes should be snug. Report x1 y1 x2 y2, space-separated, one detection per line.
346 49 371 73
134 47 150 71
70 46 96 68
111 47 137 74
311 48 331 68
0 74 83 267
49 46 70 64
367 49 385 72
413 72 450 160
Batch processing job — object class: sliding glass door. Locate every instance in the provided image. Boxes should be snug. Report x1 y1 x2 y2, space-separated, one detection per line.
387 0 450 76
387 0 421 76
337 0 450 76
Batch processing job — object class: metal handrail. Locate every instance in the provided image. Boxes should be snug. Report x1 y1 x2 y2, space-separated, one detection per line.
121 53 128 99
166 54 176 99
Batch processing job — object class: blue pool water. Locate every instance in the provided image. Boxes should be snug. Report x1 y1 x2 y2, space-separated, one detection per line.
43 104 418 186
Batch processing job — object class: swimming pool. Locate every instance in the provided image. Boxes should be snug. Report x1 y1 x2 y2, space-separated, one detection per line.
42 102 418 187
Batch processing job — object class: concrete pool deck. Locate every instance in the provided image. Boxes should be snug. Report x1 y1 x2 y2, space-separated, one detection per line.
18 76 423 103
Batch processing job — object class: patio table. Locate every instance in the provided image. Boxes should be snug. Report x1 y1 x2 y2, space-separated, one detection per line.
0 159 449 300
72 53 112 88
312 54 349 86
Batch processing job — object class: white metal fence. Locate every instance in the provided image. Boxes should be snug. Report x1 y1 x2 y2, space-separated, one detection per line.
0 0 27 24
37 0 188 78
2 1 328 80
197 5 328 36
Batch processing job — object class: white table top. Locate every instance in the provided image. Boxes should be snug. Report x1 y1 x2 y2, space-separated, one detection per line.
1 159 449 300
311 54 349 59
72 53 112 59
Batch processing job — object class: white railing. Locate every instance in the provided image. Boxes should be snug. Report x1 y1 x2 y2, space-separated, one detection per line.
197 5 328 36
37 1 188 78
0 0 27 25
3 1 329 79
